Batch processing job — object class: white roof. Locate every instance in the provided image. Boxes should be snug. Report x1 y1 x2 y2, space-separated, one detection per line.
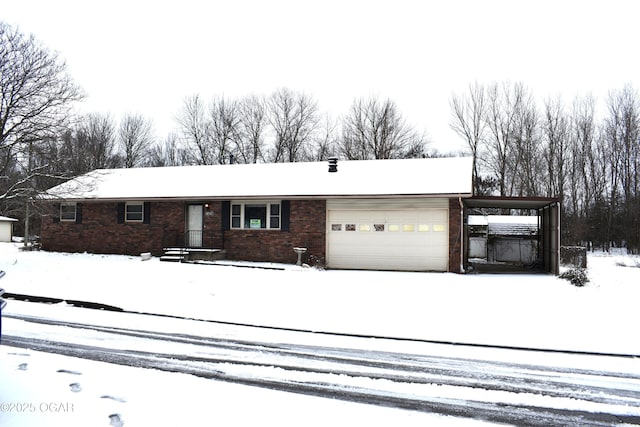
0 216 18 222
468 215 540 236
44 157 473 201
468 215 540 226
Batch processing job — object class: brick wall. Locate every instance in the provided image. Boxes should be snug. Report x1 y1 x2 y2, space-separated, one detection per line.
40 201 186 256
40 199 327 265
224 200 326 265
448 198 463 273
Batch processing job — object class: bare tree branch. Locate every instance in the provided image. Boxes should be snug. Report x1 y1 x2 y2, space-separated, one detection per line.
340 96 426 160
119 113 154 168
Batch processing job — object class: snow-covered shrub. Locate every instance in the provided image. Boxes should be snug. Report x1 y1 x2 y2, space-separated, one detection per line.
559 268 589 287
308 254 326 270
615 257 640 268
560 246 587 268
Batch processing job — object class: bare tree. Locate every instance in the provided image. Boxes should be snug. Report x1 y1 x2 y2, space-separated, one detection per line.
602 85 640 251
208 96 240 164
0 21 85 246
58 113 120 174
236 95 267 164
176 94 212 165
565 95 604 220
561 94 600 244
542 97 569 201
119 113 154 168
450 82 487 194
340 96 426 160
608 86 640 207
308 113 340 161
267 88 319 162
0 22 83 195
484 82 531 196
511 90 541 197
147 132 190 167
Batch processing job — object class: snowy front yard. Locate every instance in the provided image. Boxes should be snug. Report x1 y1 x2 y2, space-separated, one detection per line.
1 243 639 426
2 243 639 354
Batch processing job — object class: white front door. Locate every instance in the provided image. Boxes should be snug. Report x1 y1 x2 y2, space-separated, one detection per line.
187 205 203 247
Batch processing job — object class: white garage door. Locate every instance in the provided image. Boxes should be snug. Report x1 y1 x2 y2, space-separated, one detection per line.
327 207 449 271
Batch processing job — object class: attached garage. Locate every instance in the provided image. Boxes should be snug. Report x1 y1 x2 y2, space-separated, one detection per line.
326 199 451 271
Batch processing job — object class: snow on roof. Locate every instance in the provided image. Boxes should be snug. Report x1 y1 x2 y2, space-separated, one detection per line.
468 215 540 226
468 215 540 236
489 222 539 236
0 216 18 222
44 157 473 201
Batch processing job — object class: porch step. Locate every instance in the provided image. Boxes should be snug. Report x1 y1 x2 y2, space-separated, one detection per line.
159 255 185 262
160 248 187 262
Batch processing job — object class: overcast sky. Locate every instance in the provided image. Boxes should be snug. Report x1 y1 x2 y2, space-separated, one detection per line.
4 0 639 153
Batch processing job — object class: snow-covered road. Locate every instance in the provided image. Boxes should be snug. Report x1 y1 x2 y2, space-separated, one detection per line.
4 305 640 426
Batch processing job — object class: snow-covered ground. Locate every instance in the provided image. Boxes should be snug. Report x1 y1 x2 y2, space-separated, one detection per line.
1 243 639 426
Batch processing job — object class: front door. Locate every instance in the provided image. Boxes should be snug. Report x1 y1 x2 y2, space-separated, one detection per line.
187 205 204 247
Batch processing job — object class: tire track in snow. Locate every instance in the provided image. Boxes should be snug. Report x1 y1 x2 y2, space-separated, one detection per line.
3 314 640 426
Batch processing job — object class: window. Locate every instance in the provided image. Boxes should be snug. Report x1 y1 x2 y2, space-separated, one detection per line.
126 202 144 222
60 203 77 222
230 201 281 229
231 204 241 228
270 204 280 229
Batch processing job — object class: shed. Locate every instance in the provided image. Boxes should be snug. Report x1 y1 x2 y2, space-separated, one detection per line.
0 216 18 242
463 197 560 274
468 215 540 265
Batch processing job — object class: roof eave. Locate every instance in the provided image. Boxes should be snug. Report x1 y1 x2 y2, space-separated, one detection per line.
40 192 474 203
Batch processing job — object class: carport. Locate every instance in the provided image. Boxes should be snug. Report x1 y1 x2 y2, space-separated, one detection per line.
463 196 561 274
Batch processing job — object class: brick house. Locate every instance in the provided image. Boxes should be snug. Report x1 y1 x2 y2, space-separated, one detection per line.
40 157 475 271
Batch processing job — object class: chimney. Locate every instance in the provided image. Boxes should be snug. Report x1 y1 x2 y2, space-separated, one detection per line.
328 157 338 173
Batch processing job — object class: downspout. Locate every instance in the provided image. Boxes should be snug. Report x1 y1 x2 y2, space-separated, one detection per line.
459 196 465 273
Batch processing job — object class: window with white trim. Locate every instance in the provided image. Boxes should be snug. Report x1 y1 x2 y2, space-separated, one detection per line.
230 201 281 229
125 202 144 222
60 203 77 222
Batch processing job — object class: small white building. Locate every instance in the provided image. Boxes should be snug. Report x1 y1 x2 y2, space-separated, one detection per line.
468 215 540 265
0 216 18 242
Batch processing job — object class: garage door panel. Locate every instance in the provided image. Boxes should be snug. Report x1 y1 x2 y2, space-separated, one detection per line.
327 208 449 271
329 254 449 271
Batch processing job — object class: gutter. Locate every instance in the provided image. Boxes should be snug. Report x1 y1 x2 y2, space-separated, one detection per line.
39 193 475 204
